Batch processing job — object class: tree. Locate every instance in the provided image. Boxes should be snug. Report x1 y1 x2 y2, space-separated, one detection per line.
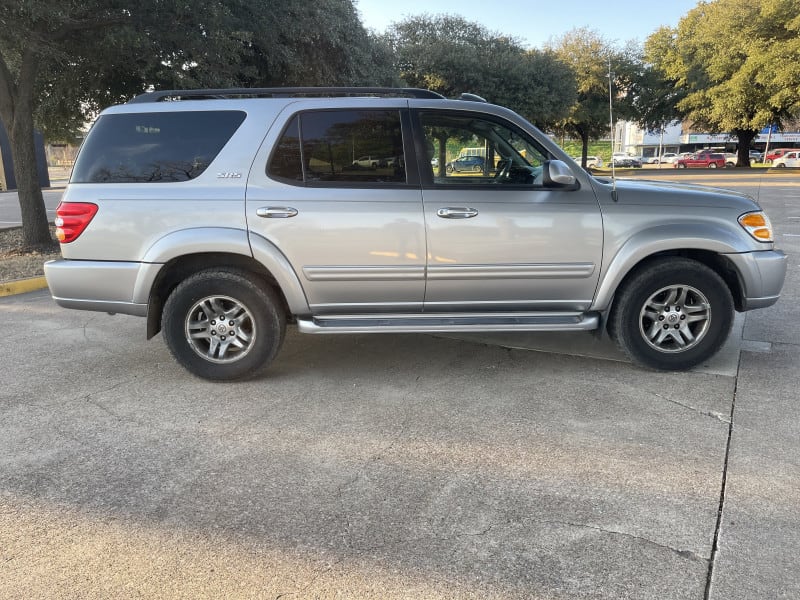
547 28 639 169
386 15 575 128
1 0 394 249
227 0 397 87
646 0 800 167
627 61 686 139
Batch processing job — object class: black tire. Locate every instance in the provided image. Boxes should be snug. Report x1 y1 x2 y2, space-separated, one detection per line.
163 269 286 381
609 259 734 371
777 163 786 168
677 163 686 169
708 162 718 168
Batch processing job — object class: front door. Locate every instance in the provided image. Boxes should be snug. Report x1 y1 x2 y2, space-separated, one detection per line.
414 109 603 312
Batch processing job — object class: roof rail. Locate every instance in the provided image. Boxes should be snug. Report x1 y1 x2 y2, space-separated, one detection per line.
128 87 446 104
458 93 487 102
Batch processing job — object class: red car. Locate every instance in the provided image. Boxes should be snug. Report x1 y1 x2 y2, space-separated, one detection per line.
675 152 726 169
764 148 796 164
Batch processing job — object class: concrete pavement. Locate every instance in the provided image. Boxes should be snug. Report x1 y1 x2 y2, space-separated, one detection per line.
1 173 798 598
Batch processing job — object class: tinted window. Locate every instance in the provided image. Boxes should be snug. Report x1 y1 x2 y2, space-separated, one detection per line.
268 110 406 185
72 111 246 183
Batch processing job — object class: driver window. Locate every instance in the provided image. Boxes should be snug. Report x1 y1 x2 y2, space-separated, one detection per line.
418 111 549 187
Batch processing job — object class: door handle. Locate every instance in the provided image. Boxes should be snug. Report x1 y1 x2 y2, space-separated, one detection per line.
437 207 479 219
256 207 298 218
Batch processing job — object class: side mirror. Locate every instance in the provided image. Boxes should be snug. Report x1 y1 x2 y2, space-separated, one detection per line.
542 160 577 188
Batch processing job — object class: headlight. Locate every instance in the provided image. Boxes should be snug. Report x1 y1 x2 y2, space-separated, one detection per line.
738 211 774 242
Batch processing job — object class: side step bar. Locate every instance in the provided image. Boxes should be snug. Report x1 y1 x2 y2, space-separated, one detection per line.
297 312 600 334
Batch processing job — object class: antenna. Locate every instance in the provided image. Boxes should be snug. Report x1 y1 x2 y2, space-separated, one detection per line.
608 57 618 202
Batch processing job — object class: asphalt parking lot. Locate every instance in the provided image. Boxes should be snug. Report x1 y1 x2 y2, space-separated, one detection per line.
1 171 799 599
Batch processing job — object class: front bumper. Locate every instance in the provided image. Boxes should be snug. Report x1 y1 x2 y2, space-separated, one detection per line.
724 249 788 310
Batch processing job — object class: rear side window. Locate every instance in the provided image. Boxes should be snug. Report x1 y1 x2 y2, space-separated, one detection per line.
72 111 246 183
267 109 406 185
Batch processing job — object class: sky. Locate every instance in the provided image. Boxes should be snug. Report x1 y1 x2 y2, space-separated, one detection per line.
355 0 701 48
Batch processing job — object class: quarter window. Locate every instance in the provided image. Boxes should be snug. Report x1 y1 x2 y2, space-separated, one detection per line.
71 111 246 183
268 110 406 185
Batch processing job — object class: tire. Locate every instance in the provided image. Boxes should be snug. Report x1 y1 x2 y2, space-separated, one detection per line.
609 258 734 371
708 163 718 168
472 164 482 172
776 163 786 168
677 163 686 169
163 269 286 381
446 165 454 173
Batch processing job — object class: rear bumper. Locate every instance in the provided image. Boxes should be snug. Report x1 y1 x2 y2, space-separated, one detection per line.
43 259 158 317
724 249 788 310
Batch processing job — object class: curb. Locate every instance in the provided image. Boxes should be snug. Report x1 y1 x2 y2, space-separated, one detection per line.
0 276 49 297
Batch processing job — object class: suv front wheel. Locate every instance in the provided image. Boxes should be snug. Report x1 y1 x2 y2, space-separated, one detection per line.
610 259 734 370
163 269 286 381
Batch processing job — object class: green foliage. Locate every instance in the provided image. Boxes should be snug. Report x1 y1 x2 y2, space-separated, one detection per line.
547 28 638 165
646 0 800 156
386 15 576 128
559 140 613 162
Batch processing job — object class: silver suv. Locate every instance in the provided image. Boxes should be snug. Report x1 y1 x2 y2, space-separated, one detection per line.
44 87 788 380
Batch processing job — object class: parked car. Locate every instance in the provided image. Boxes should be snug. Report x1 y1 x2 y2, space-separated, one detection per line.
647 152 679 164
611 152 642 167
571 155 603 168
352 155 382 169
611 156 642 168
772 150 800 168
749 150 763 163
446 155 485 173
675 152 727 169
764 148 796 164
44 86 787 380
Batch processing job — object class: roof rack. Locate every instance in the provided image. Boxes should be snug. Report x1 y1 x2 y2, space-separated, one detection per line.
128 87 446 104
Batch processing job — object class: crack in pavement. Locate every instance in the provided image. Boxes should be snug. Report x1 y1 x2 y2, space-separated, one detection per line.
652 392 731 424
532 518 708 563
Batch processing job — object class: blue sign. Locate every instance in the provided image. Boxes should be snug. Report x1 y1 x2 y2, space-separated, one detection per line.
761 124 779 134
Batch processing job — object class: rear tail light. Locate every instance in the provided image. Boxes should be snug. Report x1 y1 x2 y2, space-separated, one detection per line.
54 202 98 243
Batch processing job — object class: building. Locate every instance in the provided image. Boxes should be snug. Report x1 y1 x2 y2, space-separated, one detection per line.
616 119 800 159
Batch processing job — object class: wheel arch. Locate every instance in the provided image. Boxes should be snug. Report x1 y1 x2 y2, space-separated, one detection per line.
593 230 750 319
145 252 293 339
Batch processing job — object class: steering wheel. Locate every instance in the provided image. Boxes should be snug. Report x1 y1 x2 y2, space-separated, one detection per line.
494 158 513 180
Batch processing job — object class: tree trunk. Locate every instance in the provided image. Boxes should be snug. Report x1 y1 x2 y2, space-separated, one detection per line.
10 109 51 248
581 129 589 169
733 129 757 168
0 47 51 249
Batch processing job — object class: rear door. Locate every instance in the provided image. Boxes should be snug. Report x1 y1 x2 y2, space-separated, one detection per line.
246 101 426 314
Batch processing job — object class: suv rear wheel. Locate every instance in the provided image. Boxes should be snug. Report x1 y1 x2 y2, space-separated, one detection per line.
610 259 734 370
163 269 286 381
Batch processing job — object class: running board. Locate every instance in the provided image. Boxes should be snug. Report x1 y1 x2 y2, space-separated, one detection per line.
297 312 599 334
